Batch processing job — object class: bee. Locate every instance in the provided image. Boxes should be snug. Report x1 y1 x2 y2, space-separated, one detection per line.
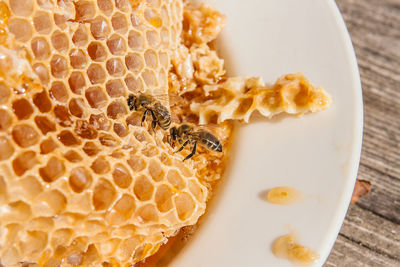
127 94 171 130
168 124 223 161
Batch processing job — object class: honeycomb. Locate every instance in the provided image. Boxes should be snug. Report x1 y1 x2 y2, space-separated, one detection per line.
0 0 214 265
0 0 331 265
190 73 332 124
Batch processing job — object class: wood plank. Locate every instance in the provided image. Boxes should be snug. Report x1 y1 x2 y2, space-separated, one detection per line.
324 235 398 267
338 205 400 260
329 0 400 266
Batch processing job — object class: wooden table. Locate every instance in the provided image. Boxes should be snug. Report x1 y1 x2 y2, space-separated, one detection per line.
324 0 400 266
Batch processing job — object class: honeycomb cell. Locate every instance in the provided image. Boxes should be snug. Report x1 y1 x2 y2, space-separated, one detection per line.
53 13 66 29
12 150 37 176
167 169 185 190
188 180 204 202
39 157 65 182
91 156 110 174
158 68 167 87
126 112 141 127
146 30 160 48
69 49 87 69
174 192 195 221
12 98 33 120
111 13 127 33
34 116 56 135
36 189 66 214
51 228 73 248
33 11 52 34
127 154 146 172
33 90 52 112
141 69 157 87
18 175 43 199
12 124 40 148
0 82 10 104
8 18 32 42
159 152 172 166
115 0 130 12
133 175 154 201
142 144 158 157
0 136 14 161
28 217 54 231
97 0 113 14
113 123 127 137
85 86 107 108
82 141 100 156
90 16 110 39
93 178 117 211
136 204 158 223
51 30 69 52
144 8 162 28
160 28 169 47
9 0 33 16
75 0 96 22
69 98 85 118
125 53 144 73
106 100 127 119
87 64 106 84
128 30 143 50
144 49 158 68
107 194 135 225
33 63 50 85
155 184 173 212
87 42 106 62
89 113 110 130
158 52 169 68
0 109 12 131
54 105 73 127
31 37 51 60
0 175 6 202
57 130 81 146
72 25 89 46
50 55 68 78
67 252 83 265
124 75 143 92
99 133 119 147
234 97 253 116
112 163 132 188
18 230 47 257
40 138 58 154
107 34 126 55
64 150 83 163
0 200 31 222
106 58 125 77
50 82 69 103
134 131 151 142
148 159 164 182
106 79 125 97
69 167 92 193
69 71 86 95
74 120 98 139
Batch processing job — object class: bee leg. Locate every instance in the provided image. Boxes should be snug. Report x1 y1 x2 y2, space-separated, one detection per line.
175 140 190 153
141 109 150 126
150 110 158 131
183 141 197 162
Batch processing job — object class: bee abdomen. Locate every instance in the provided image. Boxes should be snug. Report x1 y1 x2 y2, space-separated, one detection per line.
158 116 171 130
200 132 222 152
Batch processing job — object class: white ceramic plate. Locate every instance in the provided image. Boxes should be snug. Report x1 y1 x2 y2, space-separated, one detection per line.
171 0 363 266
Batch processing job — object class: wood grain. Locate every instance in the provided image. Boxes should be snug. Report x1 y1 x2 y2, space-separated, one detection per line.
325 0 400 266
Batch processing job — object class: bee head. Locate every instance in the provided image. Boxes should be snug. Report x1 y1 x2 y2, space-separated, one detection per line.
170 126 178 140
127 95 137 111
179 124 191 135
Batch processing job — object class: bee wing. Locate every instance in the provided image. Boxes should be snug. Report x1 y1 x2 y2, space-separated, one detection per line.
151 94 183 106
196 123 223 136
